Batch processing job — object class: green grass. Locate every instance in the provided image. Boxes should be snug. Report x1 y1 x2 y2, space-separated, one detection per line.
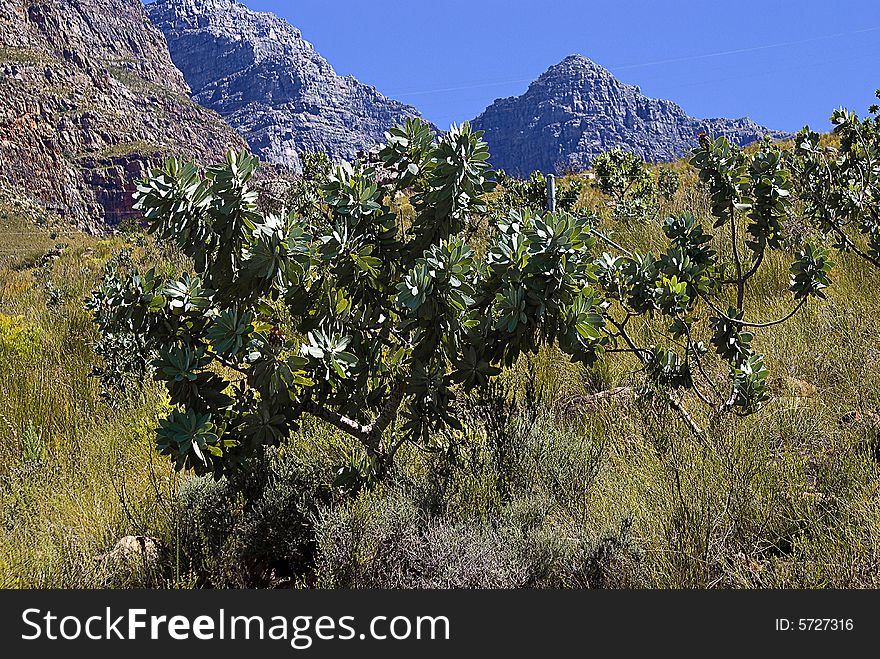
0 191 178 587
1 163 880 589
78 140 168 163
0 47 52 66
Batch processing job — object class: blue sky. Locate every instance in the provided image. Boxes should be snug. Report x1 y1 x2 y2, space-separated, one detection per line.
189 0 879 132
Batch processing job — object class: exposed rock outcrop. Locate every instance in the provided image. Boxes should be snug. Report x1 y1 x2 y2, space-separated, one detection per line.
472 55 789 176
147 0 426 172
0 0 245 229
96 536 168 587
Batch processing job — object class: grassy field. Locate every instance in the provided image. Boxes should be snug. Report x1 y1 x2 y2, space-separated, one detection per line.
2 159 880 589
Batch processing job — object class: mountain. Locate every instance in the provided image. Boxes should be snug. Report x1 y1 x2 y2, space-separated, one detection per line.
472 55 788 177
0 0 245 229
146 0 426 172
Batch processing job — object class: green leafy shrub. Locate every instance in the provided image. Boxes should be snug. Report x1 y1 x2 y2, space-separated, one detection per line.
88 118 842 480
790 91 880 267
592 149 658 221
657 167 681 201
492 170 582 216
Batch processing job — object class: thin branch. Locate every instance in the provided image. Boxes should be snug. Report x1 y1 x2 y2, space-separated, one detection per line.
608 317 649 360
700 294 806 328
386 430 410 464
718 249 764 286
588 227 635 258
678 315 724 405
829 223 880 269
213 353 249 377
728 202 746 309
389 327 415 349
608 317 705 437
815 158 880 269
688 377 716 409
648 325 688 352
668 391 706 438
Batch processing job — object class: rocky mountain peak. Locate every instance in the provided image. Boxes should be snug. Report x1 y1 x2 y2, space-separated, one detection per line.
548 54 610 75
147 0 425 171
473 54 787 176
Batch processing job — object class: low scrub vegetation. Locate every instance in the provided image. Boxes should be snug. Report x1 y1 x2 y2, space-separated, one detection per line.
2 94 880 589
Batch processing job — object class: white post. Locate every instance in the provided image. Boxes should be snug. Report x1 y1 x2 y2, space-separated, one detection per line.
546 174 556 212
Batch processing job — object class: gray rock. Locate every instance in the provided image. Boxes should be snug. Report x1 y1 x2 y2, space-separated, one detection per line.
147 0 426 171
96 536 169 586
472 55 790 177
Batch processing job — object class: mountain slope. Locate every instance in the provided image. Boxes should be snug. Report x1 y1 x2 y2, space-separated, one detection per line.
0 0 245 229
472 55 788 176
147 0 425 171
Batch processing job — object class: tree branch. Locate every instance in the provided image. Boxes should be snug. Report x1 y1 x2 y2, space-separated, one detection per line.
728 203 746 309
668 393 706 438
301 397 372 444
299 379 407 453
366 380 407 442
213 352 250 377
588 227 635 258
678 315 724 405
829 223 880 269
700 294 806 328
718 249 764 286
608 317 705 437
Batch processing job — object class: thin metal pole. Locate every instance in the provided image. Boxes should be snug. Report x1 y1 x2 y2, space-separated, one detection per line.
546 174 556 213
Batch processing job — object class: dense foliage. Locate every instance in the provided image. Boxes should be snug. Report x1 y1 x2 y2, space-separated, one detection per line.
592 149 660 221
89 98 880 481
7 94 880 589
491 169 582 216
789 91 880 267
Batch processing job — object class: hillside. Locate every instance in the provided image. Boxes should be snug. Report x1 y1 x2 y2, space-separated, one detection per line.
0 0 244 229
146 0 426 171
4 141 880 589
2 0 879 597
473 55 788 176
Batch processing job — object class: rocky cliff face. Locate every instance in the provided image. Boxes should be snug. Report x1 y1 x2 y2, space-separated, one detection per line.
147 0 425 171
0 0 245 229
473 55 788 177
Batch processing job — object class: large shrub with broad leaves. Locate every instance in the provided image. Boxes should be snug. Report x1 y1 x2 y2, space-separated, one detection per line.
88 117 839 480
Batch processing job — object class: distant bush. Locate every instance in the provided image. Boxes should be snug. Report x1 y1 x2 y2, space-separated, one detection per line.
592 149 658 221
492 170 582 217
657 167 680 201
0 314 41 359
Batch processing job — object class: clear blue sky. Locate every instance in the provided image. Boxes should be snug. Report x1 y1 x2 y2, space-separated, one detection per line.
199 0 879 132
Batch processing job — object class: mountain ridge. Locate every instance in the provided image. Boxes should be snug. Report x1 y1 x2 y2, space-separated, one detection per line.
472 54 788 176
146 0 427 171
0 0 245 228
